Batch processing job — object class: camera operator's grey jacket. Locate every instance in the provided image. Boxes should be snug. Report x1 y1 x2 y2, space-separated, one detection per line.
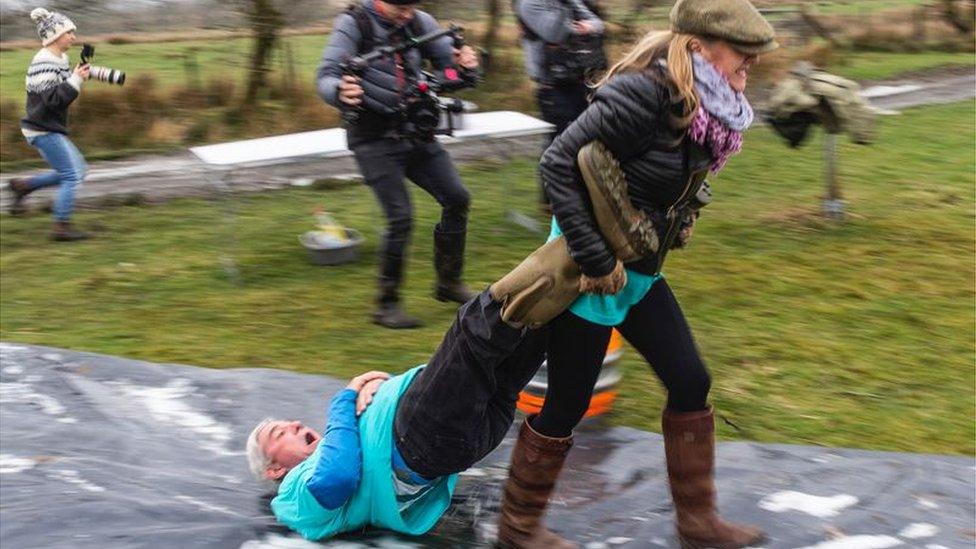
516 0 604 84
316 0 455 142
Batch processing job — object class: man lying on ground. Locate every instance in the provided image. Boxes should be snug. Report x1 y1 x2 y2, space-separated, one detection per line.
246 288 573 544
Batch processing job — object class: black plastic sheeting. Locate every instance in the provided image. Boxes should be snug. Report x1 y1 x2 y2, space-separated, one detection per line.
1 343 973 549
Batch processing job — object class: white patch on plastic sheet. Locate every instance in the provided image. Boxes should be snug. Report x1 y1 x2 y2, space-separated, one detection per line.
915 496 939 509
215 473 242 485
0 343 29 354
650 537 668 546
113 378 238 456
608 537 633 545
0 381 77 424
898 523 938 539
2 365 24 375
239 533 329 548
40 353 63 362
48 469 106 493
174 495 246 517
925 545 950 549
460 467 487 477
794 535 903 549
476 519 498 545
759 490 858 518
0 454 36 474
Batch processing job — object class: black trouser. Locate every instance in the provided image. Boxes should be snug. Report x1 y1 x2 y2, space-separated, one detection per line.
537 81 590 141
351 138 471 302
394 290 549 478
532 279 712 438
536 81 589 206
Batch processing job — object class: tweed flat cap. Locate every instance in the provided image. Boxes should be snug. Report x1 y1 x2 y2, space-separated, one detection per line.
670 0 778 55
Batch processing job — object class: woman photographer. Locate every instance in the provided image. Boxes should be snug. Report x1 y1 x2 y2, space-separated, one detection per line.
495 1 777 547
8 7 91 241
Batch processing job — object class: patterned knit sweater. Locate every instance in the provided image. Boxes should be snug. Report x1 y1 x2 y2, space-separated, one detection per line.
21 48 83 136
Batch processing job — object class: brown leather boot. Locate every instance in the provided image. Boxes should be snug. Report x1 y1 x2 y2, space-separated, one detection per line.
51 221 90 242
663 407 765 549
496 419 578 549
7 178 33 215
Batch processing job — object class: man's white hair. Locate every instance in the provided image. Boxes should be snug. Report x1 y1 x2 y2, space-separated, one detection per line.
246 417 281 484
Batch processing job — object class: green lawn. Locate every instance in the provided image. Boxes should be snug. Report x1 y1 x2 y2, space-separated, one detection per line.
831 51 975 81
2 101 973 456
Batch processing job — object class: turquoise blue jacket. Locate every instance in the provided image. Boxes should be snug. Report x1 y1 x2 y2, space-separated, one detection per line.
271 366 458 540
549 219 662 326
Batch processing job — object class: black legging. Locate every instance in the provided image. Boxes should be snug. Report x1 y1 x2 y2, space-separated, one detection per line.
531 278 712 438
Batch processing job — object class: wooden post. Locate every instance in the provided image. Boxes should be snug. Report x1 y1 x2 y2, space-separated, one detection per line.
823 132 844 220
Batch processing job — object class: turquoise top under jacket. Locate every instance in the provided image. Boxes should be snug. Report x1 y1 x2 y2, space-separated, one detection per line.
548 219 662 326
271 366 458 540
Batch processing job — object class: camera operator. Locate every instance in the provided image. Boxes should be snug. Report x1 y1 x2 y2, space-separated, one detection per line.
514 0 606 211
7 8 91 241
316 0 480 329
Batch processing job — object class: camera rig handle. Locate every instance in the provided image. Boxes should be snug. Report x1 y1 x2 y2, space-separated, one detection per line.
339 24 474 124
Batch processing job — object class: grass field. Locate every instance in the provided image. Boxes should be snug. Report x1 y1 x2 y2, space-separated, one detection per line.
2 100 973 455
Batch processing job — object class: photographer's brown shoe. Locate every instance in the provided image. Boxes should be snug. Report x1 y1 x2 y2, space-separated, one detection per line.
7 178 33 216
51 221 90 242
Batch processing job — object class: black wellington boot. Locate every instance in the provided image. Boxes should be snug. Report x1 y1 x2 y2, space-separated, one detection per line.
372 253 422 329
433 227 476 304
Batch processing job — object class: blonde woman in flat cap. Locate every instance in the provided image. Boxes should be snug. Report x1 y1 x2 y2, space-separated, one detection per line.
494 1 777 547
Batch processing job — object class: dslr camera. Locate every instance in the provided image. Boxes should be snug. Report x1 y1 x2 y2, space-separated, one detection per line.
80 44 126 86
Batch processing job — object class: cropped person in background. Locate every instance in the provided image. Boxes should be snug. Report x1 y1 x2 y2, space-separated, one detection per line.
514 0 606 213
8 8 91 241
316 0 481 329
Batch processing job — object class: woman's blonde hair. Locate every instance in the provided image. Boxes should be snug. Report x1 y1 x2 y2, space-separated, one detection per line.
597 30 700 126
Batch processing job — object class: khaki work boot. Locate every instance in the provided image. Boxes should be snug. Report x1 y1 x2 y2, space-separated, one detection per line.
663 407 765 549
496 418 578 549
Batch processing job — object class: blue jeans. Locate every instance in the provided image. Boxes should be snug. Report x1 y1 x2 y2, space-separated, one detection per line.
25 133 88 222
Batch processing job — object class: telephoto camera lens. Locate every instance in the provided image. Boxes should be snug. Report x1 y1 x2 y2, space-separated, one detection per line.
89 65 126 86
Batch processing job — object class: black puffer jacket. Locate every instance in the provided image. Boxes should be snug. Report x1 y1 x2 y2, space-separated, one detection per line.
541 67 713 278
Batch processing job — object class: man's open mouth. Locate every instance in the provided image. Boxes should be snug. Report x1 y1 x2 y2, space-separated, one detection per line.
305 431 318 445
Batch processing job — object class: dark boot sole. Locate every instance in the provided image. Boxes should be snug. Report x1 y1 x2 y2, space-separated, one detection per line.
434 291 475 304
51 234 91 242
678 532 767 549
371 314 423 330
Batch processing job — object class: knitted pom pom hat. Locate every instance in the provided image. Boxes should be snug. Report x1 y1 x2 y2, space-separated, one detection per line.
30 7 77 46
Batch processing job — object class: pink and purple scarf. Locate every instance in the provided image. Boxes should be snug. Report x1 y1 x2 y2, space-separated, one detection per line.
686 54 754 173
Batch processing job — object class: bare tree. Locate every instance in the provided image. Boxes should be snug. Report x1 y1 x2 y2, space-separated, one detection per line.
242 0 284 106
482 0 502 57
941 0 975 34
